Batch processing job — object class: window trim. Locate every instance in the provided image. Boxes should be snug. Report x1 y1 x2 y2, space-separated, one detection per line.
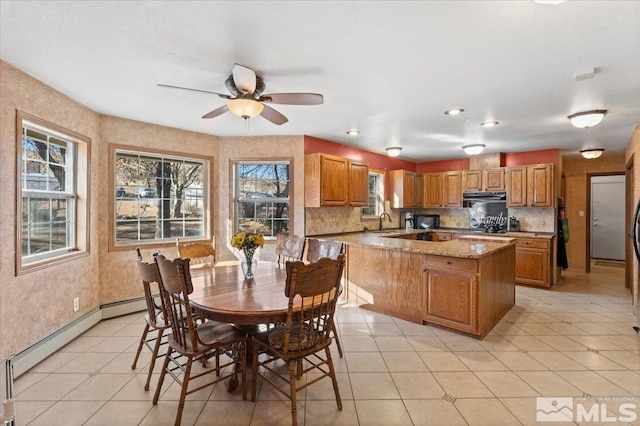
230 157 293 240
108 143 214 252
15 111 91 276
361 168 385 220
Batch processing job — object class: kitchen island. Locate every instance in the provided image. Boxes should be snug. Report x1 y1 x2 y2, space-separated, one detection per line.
324 231 516 338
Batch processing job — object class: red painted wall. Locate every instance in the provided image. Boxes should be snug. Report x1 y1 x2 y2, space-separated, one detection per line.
416 158 470 173
304 136 416 171
504 149 558 166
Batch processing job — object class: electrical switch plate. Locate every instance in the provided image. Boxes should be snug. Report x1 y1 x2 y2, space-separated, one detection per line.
579 210 585 217
73 297 79 312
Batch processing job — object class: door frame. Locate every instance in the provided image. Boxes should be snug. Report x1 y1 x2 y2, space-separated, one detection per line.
586 172 625 272
625 155 635 290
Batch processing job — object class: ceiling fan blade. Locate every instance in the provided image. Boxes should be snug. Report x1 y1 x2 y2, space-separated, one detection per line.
259 93 324 105
260 104 288 125
157 83 231 99
232 63 257 95
202 104 229 119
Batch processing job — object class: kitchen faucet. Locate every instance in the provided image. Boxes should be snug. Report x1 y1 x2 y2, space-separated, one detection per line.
379 212 392 231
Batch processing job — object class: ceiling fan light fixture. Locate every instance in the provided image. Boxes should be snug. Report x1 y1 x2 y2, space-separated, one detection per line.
444 108 464 115
386 147 402 157
568 110 608 128
462 144 486 155
227 98 264 119
580 148 605 159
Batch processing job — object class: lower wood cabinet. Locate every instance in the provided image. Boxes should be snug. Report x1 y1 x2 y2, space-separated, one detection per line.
431 232 453 241
423 268 478 334
514 237 552 287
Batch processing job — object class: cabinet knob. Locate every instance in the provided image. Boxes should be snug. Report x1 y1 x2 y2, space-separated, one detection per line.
446 260 452 265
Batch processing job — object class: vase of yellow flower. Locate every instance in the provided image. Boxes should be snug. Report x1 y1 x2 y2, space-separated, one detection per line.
231 231 265 279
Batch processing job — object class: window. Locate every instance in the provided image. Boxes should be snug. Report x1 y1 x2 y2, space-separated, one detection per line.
17 112 90 273
233 161 291 237
362 170 384 218
113 148 207 246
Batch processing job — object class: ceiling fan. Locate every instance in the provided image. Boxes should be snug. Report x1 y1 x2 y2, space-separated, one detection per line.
158 63 323 125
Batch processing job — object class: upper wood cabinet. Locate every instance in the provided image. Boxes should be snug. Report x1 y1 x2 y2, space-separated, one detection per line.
463 169 505 192
414 173 424 207
506 164 553 207
390 169 416 208
304 153 369 207
443 171 463 207
423 173 443 207
348 161 369 206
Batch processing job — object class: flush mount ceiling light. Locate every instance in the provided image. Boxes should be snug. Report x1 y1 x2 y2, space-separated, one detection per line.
580 149 605 159
462 144 486 155
533 0 566 4
346 129 360 136
227 98 264 119
444 109 464 115
480 121 499 127
385 147 402 157
568 110 608 128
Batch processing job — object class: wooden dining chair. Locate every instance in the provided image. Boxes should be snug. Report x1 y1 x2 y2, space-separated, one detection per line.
275 234 305 268
251 255 345 426
305 238 345 357
131 248 170 391
176 237 215 266
153 254 246 426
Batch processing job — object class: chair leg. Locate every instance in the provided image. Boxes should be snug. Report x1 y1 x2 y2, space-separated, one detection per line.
144 328 164 391
239 341 247 400
325 347 342 410
251 340 259 402
174 357 193 426
132 324 150 369
331 320 344 358
153 347 172 405
289 361 299 426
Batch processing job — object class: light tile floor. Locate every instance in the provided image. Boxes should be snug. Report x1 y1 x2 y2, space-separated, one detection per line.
15 263 640 425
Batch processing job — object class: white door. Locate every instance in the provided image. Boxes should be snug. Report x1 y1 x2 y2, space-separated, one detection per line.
591 175 625 260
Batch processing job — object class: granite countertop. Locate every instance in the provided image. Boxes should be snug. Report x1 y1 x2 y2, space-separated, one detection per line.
319 231 517 259
355 227 555 239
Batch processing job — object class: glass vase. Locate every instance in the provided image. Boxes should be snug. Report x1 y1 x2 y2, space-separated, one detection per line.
241 248 257 279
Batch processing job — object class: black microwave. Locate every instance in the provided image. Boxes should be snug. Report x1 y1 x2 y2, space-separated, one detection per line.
414 214 440 229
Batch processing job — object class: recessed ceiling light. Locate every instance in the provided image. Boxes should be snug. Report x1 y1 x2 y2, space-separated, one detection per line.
346 129 360 136
480 121 499 127
444 109 464 115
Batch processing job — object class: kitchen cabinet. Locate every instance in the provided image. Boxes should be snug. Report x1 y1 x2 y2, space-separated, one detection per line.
443 171 462 207
423 173 443 207
423 266 478 334
463 169 505 192
506 164 553 207
390 169 416 208
414 173 424 207
431 232 453 241
304 153 369 207
514 237 552 287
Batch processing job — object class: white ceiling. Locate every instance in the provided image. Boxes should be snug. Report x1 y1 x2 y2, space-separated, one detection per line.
1 1 639 162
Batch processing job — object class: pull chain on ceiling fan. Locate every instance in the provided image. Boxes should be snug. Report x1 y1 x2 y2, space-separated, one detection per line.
158 63 323 125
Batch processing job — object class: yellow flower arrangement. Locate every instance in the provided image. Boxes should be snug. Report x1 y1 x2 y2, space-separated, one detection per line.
231 232 265 251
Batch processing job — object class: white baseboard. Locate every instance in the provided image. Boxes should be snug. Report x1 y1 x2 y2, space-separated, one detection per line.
9 298 146 379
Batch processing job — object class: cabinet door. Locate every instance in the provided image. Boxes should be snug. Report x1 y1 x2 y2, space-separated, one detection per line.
414 174 424 207
527 164 553 207
320 155 349 206
483 168 505 192
515 247 549 287
390 170 415 208
431 232 452 241
424 173 443 207
443 171 462 207
506 167 527 207
348 161 369 206
462 170 483 192
423 268 478 334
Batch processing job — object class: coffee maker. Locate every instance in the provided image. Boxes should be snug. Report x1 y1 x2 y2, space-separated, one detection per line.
404 212 414 230
509 216 521 232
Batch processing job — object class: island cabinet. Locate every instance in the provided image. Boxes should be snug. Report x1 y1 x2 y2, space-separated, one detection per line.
423 173 443 207
304 153 369 207
506 164 553 207
345 240 515 338
514 237 553 287
443 171 463 207
390 169 418 208
463 169 506 193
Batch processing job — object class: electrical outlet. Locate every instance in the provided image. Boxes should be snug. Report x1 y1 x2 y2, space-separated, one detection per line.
73 297 79 312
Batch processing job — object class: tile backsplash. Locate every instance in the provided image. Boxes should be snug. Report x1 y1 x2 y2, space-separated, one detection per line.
305 206 555 235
